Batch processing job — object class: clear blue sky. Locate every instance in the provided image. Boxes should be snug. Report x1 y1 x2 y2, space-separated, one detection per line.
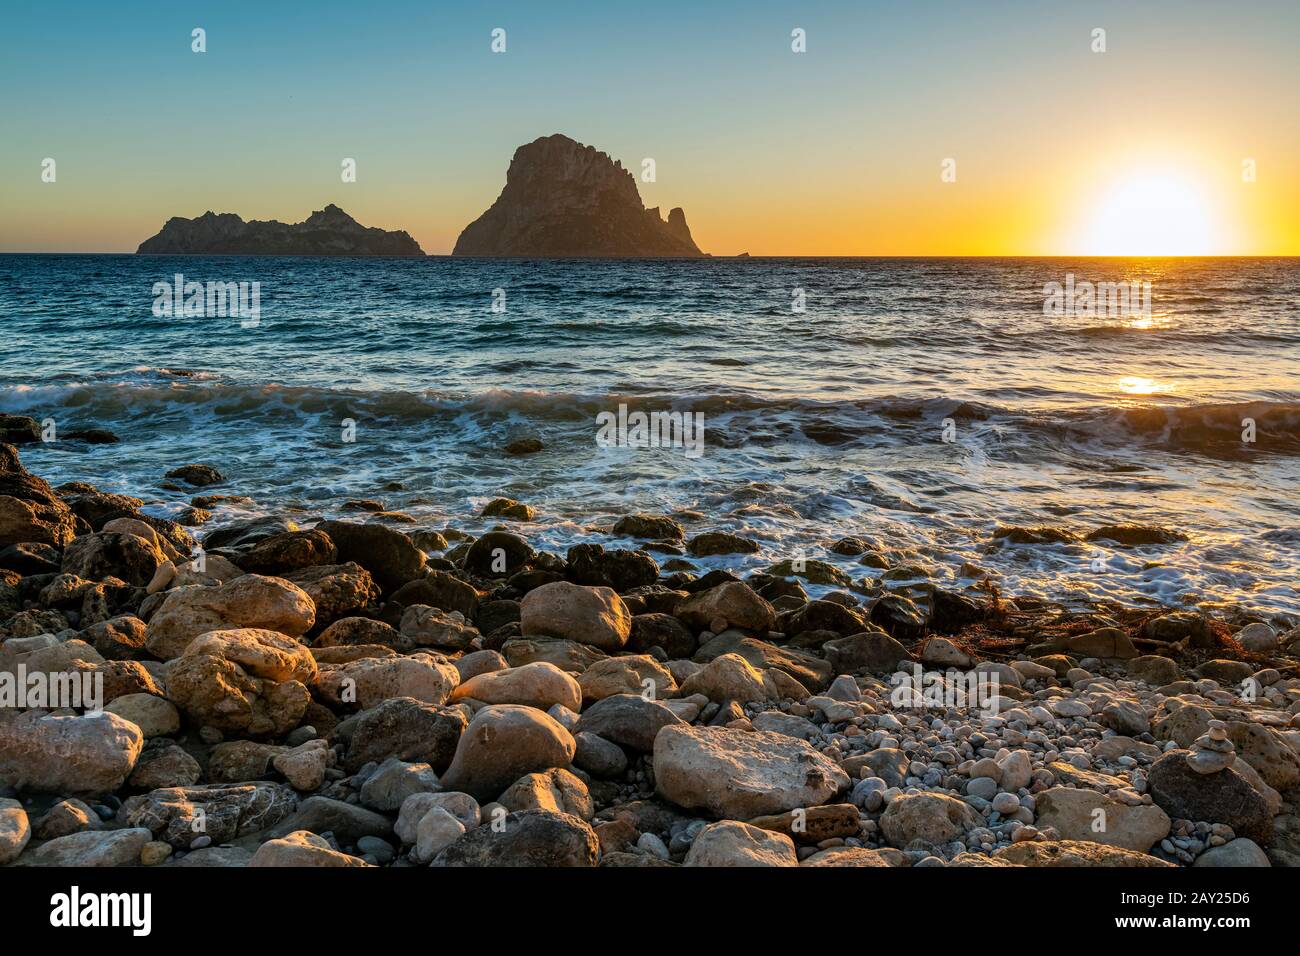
2 0 1297 253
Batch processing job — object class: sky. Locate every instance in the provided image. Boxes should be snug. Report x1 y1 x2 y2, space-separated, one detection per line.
1 0 1297 255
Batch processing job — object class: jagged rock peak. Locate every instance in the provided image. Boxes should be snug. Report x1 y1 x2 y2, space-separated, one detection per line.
453 133 704 257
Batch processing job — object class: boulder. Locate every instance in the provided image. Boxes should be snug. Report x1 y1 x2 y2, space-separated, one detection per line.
0 798 31 865
519 581 631 651
250 829 369 867
572 693 686 752
145 575 315 659
1033 787 1170 852
578 654 677 702
0 711 143 794
452 661 582 712
675 581 776 633
439 704 577 802
993 840 1174 867
344 697 468 773
1146 750 1273 844
498 768 593 820
118 783 297 848
654 724 849 819
315 519 427 592
317 654 459 709
880 792 984 848
684 820 798 866
431 809 598 867
284 562 380 627
16 828 152 867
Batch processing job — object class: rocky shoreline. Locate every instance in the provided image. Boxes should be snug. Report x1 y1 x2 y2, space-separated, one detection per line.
1 438 1298 868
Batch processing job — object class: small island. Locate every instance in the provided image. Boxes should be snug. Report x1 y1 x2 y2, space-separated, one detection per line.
453 134 705 257
136 204 425 256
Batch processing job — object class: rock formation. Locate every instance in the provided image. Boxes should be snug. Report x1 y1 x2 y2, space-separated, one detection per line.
453 134 704 257
137 205 424 256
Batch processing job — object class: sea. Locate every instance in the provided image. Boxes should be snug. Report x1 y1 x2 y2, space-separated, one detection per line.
2 255 1297 619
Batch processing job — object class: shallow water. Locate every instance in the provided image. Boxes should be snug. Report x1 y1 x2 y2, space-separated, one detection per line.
2 255 1298 617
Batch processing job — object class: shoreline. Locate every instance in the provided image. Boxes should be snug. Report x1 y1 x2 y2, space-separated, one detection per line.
1 441 1299 868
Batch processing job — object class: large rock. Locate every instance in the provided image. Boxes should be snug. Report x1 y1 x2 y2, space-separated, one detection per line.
118 783 298 848
452 661 582 712
284 562 380 627
823 630 910 673
679 652 780 703
262 795 393 844
183 627 318 683
0 798 31 864
137 204 425 256
880 792 984 848
237 529 337 575
62 531 165 586
1193 839 1271 867
452 134 703 257
398 604 480 650
315 519 426 592
683 820 798 866
572 693 686 751
439 704 577 803
145 575 316 659
344 697 467 773
675 581 776 633
693 633 831 692
654 724 849 819
520 581 631 651
1146 750 1273 844
1228 721 1300 792
0 711 143 794
166 652 310 738
0 444 78 548
1034 787 1170 852
502 637 609 674
250 830 370 867
994 840 1174 867
498 768 593 820
463 531 534 578
317 654 459 709
431 809 599 866
15 828 152 866
578 654 677 702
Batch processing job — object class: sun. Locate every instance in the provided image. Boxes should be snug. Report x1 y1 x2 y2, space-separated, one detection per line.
1078 172 1221 255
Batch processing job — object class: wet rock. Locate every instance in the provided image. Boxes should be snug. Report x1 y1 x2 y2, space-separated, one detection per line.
613 514 684 542
315 519 427 593
481 497 535 521
566 543 659 592
165 464 224 487
463 531 534 579
869 594 928 639
780 600 868 639
0 445 79 548
685 532 759 556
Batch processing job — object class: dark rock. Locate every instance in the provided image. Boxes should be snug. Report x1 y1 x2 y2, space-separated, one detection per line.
316 519 426 593
165 464 224 487
566 543 659 592
464 531 534 579
870 594 928 639
474 599 520 635
431 809 599 866
685 532 759 556
930 589 986 634
823 630 911 673
138 204 425 256
262 796 393 844
1146 750 1272 844
388 570 480 618
573 694 685 752
628 613 697 659
343 697 467 773
452 134 703 258
238 529 337 575
0 542 61 575
780 600 868 638
613 514 685 542
0 415 41 444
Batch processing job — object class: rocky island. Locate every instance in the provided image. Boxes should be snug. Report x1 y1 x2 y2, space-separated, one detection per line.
453 134 705 257
136 205 424 257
